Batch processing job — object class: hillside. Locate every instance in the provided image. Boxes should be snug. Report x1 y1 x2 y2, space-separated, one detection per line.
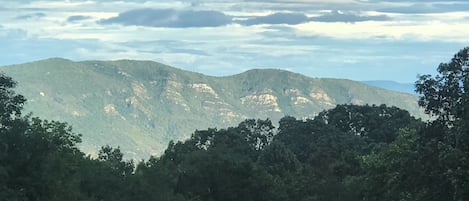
0 58 423 159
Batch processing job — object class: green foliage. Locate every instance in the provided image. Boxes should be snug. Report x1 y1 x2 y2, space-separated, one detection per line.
359 129 423 201
258 141 301 176
0 73 87 201
98 146 134 177
315 104 422 152
416 47 469 123
79 147 134 201
0 74 26 124
415 47 469 201
270 107 421 201
359 47 469 201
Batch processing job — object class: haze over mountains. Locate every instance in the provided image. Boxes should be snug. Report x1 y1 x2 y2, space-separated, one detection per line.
363 80 415 95
1 58 423 159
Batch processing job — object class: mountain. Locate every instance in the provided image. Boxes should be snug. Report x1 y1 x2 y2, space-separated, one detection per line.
363 80 416 95
0 58 423 159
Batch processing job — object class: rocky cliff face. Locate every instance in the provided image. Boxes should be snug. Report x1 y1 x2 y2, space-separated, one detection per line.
1 58 423 159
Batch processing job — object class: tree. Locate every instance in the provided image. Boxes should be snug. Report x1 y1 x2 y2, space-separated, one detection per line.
236 119 275 151
0 74 25 126
359 128 424 201
97 146 134 177
258 141 301 176
360 47 469 201
79 146 134 201
0 74 91 200
415 47 469 201
0 74 27 199
0 74 36 200
416 47 469 125
315 104 421 152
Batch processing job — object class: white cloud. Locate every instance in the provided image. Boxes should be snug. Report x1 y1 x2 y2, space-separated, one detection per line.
294 20 469 42
1 0 469 82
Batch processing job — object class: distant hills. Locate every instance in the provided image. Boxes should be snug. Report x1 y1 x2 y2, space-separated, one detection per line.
1 58 423 159
363 80 416 95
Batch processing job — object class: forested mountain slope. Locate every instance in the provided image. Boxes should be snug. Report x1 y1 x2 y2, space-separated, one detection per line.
1 58 422 158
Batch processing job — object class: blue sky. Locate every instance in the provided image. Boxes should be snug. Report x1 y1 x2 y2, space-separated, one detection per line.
1 0 468 82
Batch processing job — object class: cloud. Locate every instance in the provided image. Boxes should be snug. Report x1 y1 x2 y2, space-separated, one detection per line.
100 7 390 28
237 11 390 25
67 15 92 22
100 8 232 28
238 13 309 25
15 12 46 20
379 3 469 14
2 0 469 83
311 10 390 22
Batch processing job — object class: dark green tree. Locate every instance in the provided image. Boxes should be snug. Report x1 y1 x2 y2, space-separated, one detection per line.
79 146 134 201
414 47 469 201
361 47 469 201
0 74 25 126
359 128 424 201
315 104 421 152
0 73 89 200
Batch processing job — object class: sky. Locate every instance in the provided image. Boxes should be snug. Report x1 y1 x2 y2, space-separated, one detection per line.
1 0 469 82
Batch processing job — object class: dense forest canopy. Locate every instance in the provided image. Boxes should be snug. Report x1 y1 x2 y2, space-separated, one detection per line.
1 47 469 201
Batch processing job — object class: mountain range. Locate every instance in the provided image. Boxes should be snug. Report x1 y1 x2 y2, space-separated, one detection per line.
363 80 416 95
0 58 423 159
